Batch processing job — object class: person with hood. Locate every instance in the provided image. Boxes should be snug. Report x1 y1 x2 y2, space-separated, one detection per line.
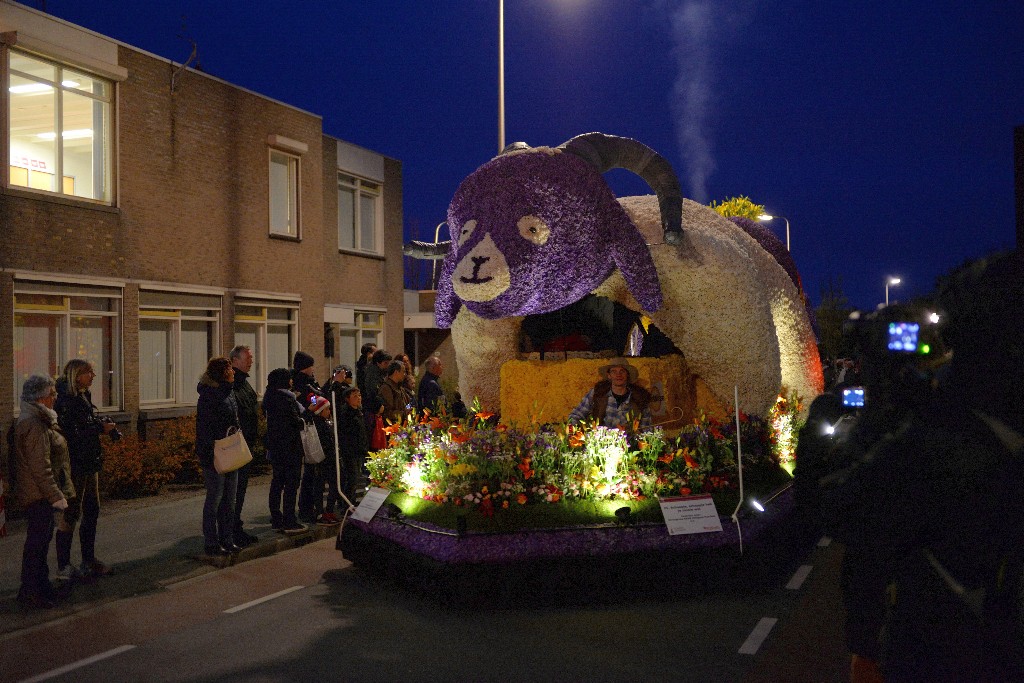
12 374 73 609
195 356 241 556
291 351 332 524
54 359 116 581
263 367 307 534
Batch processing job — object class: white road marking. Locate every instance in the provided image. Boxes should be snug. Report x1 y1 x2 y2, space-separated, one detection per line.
738 617 778 655
19 645 136 683
223 585 305 613
786 564 813 590
818 536 832 547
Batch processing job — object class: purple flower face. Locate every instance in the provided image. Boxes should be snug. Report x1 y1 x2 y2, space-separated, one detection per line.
434 150 662 327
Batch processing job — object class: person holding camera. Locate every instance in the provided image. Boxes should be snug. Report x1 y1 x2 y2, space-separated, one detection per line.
54 359 117 581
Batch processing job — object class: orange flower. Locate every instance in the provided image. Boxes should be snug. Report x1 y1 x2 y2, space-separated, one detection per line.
658 452 674 464
475 411 495 421
679 487 691 495
567 426 585 448
450 431 472 445
427 417 443 431
550 492 561 502
495 423 508 433
516 493 528 505
638 440 649 451
382 423 403 435
683 450 699 470
502 500 510 509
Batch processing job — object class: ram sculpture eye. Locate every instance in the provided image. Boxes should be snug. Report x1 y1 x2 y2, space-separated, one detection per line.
517 215 550 245
458 219 477 247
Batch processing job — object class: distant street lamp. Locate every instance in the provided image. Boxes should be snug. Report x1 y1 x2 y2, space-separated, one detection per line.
885 276 902 307
757 214 790 251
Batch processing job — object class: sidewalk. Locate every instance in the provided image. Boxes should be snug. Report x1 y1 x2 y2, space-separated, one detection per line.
0 477 341 636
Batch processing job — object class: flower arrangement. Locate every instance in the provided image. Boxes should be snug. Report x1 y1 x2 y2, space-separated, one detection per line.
366 402 792 520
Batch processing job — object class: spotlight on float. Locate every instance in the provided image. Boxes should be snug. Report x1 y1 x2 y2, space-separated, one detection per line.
928 312 940 324
750 499 765 513
823 423 836 436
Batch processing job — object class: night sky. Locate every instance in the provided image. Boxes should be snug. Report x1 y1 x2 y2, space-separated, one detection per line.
36 0 1024 309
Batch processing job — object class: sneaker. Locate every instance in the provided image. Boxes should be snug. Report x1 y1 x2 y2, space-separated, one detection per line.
55 564 81 582
282 522 307 535
81 560 113 578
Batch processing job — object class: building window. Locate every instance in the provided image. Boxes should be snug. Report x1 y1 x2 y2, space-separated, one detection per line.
338 174 382 254
269 150 299 237
7 50 113 203
234 301 299 394
13 282 121 409
138 291 221 406
337 310 385 373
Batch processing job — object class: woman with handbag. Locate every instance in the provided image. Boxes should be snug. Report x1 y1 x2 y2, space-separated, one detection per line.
262 368 308 534
195 357 241 556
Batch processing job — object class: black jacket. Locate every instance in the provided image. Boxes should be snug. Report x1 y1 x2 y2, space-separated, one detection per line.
262 388 306 467
195 375 240 468
416 371 445 415
231 369 260 448
54 378 105 475
337 403 368 467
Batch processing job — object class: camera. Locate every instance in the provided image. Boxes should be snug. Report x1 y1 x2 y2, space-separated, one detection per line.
102 416 122 442
841 386 866 408
887 322 920 353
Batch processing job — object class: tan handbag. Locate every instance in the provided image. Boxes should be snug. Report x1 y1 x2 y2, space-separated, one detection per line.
214 427 253 474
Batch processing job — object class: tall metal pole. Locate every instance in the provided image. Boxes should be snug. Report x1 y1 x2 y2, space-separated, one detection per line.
498 0 506 153
782 216 790 252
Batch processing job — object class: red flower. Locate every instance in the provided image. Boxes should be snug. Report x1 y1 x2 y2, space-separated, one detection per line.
679 487 691 495
516 493 528 505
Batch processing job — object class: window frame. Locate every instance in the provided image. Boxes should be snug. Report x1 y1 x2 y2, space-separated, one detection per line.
335 308 385 376
138 292 222 407
233 301 300 395
268 149 300 239
13 282 122 411
5 48 114 204
337 173 383 255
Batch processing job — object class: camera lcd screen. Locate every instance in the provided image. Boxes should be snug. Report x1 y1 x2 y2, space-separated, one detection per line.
887 322 920 352
842 387 865 408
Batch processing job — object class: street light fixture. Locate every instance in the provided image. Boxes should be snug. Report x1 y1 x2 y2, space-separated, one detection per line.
885 276 901 307
757 214 790 251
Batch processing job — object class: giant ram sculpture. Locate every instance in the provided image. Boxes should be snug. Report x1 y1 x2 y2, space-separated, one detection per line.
406 133 823 419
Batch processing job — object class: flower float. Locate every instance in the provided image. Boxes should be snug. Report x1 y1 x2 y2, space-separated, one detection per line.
405 133 823 422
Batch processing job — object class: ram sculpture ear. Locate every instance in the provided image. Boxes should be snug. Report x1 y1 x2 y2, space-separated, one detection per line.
608 207 663 313
433 254 462 328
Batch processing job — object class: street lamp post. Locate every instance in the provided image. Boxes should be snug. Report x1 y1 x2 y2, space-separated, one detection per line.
757 214 790 251
498 0 505 153
885 276 901 307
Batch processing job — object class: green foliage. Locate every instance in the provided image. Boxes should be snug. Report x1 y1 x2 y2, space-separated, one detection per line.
708 195 766 220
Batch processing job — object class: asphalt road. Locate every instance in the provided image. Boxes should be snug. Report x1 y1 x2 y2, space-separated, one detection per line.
1 535 851 682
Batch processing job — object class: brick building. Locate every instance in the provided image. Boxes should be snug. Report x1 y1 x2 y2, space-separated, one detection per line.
0 1 404 435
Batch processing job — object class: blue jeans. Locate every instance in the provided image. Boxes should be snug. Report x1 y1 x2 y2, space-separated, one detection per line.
20 500 56 599
202 466 238 547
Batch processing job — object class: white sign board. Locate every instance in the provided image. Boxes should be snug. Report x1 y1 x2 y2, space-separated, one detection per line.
659 494 724 535
350 487 391 523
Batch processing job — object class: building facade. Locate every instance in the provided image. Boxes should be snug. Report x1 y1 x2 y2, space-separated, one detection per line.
0 1 403 435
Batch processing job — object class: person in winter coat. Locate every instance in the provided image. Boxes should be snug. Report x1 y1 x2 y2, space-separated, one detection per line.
12 374 74 609
195 357 241 556
337 386 369 504
54 359 117 581
229 345 259 547
262 368 307 534
378 360 414 425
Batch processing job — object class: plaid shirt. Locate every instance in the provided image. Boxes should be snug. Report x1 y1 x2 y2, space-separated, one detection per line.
568 387 652 429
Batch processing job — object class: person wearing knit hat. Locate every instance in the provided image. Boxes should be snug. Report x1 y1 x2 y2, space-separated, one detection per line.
292 351 315 373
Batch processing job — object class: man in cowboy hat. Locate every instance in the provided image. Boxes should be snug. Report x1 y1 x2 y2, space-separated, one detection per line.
568 357 652 429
